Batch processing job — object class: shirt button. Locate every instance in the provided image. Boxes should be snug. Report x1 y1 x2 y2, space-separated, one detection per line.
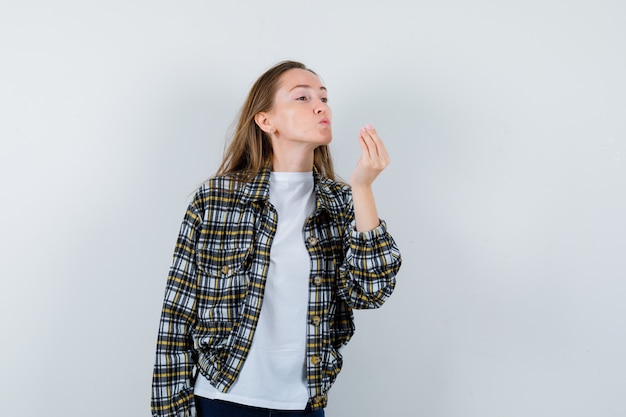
313 276 323 286
311 316 321 326
311 356 321 365
307 236 318 246
221 265 229 275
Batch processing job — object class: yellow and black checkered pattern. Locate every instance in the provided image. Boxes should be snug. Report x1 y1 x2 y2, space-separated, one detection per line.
151 166 402 416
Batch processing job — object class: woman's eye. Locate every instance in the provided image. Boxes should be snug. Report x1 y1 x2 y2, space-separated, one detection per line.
321 97 328 103
296 96 308 101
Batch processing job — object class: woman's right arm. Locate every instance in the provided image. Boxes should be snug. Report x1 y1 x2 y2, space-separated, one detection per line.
151 200 202 417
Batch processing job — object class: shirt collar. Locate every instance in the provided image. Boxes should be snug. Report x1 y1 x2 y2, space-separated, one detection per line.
239 165 272 205
312 167 342 218
239 165 344 219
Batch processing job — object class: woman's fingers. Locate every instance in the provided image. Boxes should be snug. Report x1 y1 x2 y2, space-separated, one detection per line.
351 125 390 187
359 125 389 168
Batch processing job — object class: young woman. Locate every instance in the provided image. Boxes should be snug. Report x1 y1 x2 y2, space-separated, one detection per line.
151 61 402 417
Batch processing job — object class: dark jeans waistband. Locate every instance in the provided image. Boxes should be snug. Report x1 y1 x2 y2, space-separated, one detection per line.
194 396 324 417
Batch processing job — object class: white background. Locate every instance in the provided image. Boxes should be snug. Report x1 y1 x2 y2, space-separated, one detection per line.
1 1 625 416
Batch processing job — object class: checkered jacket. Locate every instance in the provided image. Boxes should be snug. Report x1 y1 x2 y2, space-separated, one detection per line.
151 167 402 416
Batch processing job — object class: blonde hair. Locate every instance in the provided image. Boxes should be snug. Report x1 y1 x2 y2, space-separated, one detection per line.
215 60 337 182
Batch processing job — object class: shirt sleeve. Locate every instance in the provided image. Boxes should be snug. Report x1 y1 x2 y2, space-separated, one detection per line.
337 219 402 309
151 199 202 417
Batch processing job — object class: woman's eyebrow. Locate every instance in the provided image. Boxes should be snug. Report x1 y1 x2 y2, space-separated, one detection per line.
289 84 327 92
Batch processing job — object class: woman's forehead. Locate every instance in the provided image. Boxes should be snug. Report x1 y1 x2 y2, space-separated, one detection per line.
278 68 325 91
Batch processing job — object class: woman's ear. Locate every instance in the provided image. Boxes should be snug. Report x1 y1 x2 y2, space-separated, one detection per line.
254 112 273 134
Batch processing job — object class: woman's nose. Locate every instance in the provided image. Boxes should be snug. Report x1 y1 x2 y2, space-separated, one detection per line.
315 100 327 114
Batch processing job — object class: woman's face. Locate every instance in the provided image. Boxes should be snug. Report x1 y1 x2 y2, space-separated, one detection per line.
266 68 332 148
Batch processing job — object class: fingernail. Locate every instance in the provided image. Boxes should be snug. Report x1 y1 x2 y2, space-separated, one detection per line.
365 124 374 130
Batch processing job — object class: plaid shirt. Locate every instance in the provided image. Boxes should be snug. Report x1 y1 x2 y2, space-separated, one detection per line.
151 167 402 416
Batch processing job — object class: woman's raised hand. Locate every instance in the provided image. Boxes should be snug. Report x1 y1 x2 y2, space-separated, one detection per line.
350 125 390 188
350 125 390 231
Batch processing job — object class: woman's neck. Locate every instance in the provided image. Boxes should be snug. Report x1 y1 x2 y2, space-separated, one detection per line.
271 145 315 172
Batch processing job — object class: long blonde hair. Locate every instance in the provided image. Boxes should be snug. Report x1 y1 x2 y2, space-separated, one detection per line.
215 60 337 182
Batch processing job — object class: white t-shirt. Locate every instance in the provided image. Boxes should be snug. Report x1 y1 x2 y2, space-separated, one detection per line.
194 171 315 409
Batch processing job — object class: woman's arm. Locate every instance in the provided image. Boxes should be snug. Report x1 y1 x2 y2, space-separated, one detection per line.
334 126 401 309
151 201 201 417
350 125 390 232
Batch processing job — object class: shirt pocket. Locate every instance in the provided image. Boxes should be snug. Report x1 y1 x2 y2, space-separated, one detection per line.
196 245 252 324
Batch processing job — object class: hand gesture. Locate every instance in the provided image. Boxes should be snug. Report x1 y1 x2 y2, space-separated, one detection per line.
350 125 390 188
